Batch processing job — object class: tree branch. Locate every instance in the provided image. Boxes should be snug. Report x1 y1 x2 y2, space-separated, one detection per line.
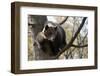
66 32 88 58
55 17 87 58
59 17 69 25
71 44 88 48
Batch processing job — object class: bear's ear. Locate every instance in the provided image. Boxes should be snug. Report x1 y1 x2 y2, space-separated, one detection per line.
54 26 57 30
45 25 49 30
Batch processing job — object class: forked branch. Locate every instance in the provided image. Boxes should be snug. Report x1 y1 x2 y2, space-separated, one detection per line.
55 17 87 58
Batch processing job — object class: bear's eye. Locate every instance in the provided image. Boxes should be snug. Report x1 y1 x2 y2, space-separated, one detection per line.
45 25 49 30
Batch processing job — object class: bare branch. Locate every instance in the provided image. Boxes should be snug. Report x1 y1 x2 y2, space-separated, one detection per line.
55 17 87 58
71 44 88 48
65 32 88 58
59 17 69 25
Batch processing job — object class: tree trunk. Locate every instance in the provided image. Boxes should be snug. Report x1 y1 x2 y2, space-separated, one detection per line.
28 15 54 60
